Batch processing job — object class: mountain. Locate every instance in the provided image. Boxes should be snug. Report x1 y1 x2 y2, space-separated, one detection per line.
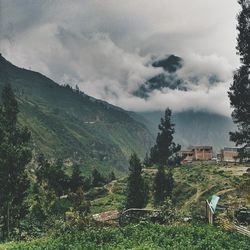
139 110 235 153
133 54 221 99
0 54 153 174
133 55 186 99
133 54 236 152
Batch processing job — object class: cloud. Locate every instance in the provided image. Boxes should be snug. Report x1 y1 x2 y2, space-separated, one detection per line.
109 81 232 116
0 0 240 116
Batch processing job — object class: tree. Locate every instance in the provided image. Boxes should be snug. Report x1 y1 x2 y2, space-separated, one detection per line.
91 168 104 187
154 165 166 205
154 166 174 205
35 153 51 184
108 171 116 182
228 0 250 159
70 187 90 216
46 160 69 196
150 108 181 167
143 153 151 168
125 153 148 209
70 165 84 193
0 83 32 239
165 170 174 198
35 155 69 197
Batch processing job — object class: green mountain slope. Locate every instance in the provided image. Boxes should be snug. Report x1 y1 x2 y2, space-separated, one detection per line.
0 54 153 173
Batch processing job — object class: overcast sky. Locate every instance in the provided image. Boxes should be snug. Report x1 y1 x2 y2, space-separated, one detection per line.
0 0 240 116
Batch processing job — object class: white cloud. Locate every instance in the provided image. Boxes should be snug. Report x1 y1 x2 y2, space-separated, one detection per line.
110 81 231 116
0 0 240 116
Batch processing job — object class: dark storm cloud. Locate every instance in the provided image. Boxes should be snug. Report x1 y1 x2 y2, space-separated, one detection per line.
0 0 240 116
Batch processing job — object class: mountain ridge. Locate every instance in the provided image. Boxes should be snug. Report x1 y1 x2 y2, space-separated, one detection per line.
139 110 235 153
0 54 154 174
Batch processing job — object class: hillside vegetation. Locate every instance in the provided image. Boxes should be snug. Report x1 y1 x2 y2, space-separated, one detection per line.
0 54 153 174
1 223 249 250
90 163 250 215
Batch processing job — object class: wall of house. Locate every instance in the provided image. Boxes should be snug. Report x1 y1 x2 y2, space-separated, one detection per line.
194 148 212 160
222 150 238 162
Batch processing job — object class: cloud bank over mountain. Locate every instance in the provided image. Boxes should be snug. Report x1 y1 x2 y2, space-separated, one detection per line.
0 0 239 116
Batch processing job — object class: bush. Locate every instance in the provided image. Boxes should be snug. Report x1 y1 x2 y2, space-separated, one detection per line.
2 223 250 249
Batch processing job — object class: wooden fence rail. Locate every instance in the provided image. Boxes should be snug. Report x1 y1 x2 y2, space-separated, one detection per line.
222 220 250 238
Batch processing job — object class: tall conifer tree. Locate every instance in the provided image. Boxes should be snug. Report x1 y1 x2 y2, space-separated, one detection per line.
154 165 166 205
229 0 250 158
125 153 148 209
70 165 84 193
150 108 181 167
150 108 180 205
0 83 32 238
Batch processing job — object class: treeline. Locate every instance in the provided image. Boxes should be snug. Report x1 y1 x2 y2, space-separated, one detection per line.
0 83 115 240
0 82 181 241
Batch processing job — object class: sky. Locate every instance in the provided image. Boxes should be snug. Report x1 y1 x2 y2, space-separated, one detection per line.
0 0 241 116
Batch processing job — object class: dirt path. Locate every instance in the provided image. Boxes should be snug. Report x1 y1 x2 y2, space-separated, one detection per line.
104 180 117 194
183 185 216 210
216 188 236 196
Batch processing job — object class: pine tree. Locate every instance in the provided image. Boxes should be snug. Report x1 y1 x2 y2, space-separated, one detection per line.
35 153 51 184
72 187 90 216
165 170 174 198
125 153 148 209
154 166 174 205
35 155 69 197
108 171 116 182
0 83 32 239
47 160 69 196
154 165 166 205
228 0 250 158
91 168 104 187
150 108 181 167
143 153 151 168
70 165 84 193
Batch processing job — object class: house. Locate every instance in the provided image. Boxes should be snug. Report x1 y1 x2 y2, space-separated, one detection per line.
181 146 213 162
221 147 250 162
193 146 213 161
221 147 239 162
181 150 194 162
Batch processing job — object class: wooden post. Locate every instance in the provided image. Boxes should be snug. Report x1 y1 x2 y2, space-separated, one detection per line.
206 200 214 225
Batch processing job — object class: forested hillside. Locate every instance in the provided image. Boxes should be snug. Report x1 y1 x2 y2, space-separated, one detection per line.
0 54 153 173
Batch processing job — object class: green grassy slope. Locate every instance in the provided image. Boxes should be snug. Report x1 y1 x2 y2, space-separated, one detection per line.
1 223 249 250
89 163 249 215
0 54 153 173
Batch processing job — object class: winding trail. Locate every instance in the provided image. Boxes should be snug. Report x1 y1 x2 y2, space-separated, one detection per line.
104 180 117 194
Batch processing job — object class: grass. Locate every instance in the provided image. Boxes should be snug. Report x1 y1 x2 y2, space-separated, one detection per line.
1 223 249 250
88 163 249 216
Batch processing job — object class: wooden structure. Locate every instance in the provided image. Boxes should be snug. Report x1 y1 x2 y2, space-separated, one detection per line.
119 208 161 226
206 200 214 225
206 195 220 225
223 220 250 238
